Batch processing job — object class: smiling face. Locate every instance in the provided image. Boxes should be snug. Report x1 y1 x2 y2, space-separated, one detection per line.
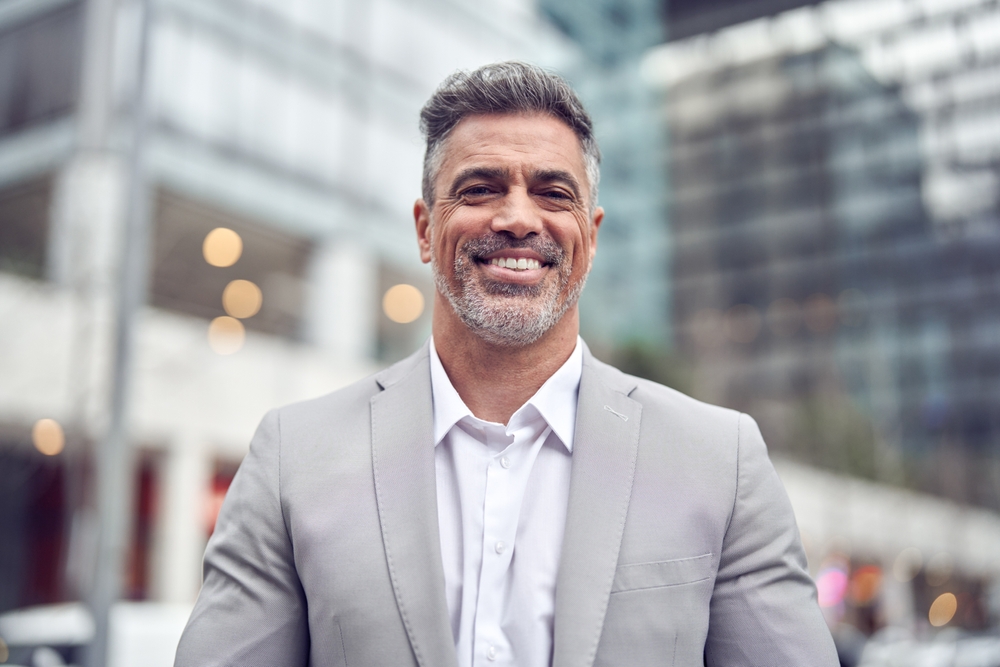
415 112 603 347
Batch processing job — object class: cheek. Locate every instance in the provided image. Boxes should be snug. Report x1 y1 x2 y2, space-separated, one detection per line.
434 210 484 258
430 229 466 272
569 217 594 263
428 213 455 255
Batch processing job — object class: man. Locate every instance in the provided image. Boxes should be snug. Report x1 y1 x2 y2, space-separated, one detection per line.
176 62 838 667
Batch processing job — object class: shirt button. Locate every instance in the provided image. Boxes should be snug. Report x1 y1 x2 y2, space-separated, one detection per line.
487 645 498 661
495 541 506 554
500 456 510 469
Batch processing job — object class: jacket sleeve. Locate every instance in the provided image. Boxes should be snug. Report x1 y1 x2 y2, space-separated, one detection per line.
704 413 839 667
174 409 309 667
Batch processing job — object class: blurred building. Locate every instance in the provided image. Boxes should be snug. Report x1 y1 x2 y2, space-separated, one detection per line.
3 0 1000 661
645 0 1000 644
540 0 672 348
663 43 927 481
648 0 1000 508
0 0 573 618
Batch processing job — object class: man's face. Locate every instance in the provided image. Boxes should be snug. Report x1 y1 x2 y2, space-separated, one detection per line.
415 113 603 346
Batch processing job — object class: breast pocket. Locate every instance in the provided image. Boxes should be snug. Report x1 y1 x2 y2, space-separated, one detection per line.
595 554 715 667
611 552 714 593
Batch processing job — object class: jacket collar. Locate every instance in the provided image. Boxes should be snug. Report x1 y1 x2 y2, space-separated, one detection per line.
371 339 640 667
371 339 458 667
553 346 642 667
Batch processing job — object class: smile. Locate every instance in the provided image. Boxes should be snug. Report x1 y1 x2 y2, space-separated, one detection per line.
488 257 542 271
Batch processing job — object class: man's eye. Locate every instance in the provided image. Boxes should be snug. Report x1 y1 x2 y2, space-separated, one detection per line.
462 186 494 197
541 190 573 201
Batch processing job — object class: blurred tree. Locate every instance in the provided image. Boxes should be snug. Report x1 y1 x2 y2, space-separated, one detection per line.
607 341 693 395
790 392 878 481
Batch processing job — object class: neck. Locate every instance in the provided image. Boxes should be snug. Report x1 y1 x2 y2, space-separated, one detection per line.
432 293 579 424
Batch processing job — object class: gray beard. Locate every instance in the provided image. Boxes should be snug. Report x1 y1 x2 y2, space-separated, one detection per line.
432 234 588 347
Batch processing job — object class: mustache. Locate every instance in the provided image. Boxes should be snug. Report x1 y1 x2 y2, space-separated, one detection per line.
461 234 564 266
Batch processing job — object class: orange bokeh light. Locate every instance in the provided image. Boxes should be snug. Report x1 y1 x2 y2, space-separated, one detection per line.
849 565 882 606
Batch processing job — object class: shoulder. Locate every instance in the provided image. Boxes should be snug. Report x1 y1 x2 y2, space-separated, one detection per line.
269 343 430 440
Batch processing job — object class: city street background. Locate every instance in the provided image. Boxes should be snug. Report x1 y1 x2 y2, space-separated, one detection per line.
1 0 999 665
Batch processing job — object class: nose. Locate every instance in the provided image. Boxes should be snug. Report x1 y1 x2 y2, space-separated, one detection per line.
490 187 543 239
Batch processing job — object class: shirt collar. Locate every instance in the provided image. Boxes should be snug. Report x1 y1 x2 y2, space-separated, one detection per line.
429 337 475 446
428 336 583 453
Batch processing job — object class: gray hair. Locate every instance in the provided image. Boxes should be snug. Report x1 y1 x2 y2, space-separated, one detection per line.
419 61 601 211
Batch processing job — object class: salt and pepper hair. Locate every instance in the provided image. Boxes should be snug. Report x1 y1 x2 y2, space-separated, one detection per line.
419 61 601 212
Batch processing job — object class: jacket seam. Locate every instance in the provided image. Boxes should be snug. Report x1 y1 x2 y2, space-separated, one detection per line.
723 414 742 539
336 618 348 666
277 410 294 547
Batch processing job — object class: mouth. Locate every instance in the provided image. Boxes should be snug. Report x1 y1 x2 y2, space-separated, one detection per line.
459 235 563 285
486 256 543 271
476 249 551 284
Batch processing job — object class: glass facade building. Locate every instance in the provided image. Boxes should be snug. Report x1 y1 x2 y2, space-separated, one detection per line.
649 0 1000 512
645 2 1000 643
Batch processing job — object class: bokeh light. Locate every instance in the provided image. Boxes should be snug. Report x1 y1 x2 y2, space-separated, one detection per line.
203 227 243 267
929 592 958 627
32 418 65 456
383 284 425 324
690 308 725 349
766 298 801 337
816 566 849 608
804 293 837 333
222 279 263 319
725 304 761 343
208 316 245 355
926 552 954 586
893 547 922 582
849 565 883 606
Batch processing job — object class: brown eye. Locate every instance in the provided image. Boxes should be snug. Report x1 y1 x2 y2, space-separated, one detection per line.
461 186 496 199
540 190 574 203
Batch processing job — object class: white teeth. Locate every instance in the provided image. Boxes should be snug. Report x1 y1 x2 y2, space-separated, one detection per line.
489 257 541 271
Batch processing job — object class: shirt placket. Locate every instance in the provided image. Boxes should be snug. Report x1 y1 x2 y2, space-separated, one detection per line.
471 418 552 666
473 424 517 666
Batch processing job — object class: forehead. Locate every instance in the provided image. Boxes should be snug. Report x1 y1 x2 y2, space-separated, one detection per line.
435 113 588 188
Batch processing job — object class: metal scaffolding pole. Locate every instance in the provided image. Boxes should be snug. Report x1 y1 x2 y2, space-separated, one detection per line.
81 0 154 663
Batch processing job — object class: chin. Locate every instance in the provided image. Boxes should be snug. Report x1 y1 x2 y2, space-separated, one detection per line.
432 248 587 346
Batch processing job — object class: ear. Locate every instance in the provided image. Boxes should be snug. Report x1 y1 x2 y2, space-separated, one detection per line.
414 199 432 264
588 206 604 261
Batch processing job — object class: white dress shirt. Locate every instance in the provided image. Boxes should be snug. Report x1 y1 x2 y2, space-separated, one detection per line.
429 337 582 667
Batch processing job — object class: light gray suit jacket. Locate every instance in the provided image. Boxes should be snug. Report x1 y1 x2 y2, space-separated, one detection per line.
175 342 838 667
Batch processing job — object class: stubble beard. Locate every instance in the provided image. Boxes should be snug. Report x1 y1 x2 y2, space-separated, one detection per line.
431 233 588 347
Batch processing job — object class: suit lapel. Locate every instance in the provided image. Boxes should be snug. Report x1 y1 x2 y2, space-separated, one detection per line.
553 348 641 667
371 345 459 667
